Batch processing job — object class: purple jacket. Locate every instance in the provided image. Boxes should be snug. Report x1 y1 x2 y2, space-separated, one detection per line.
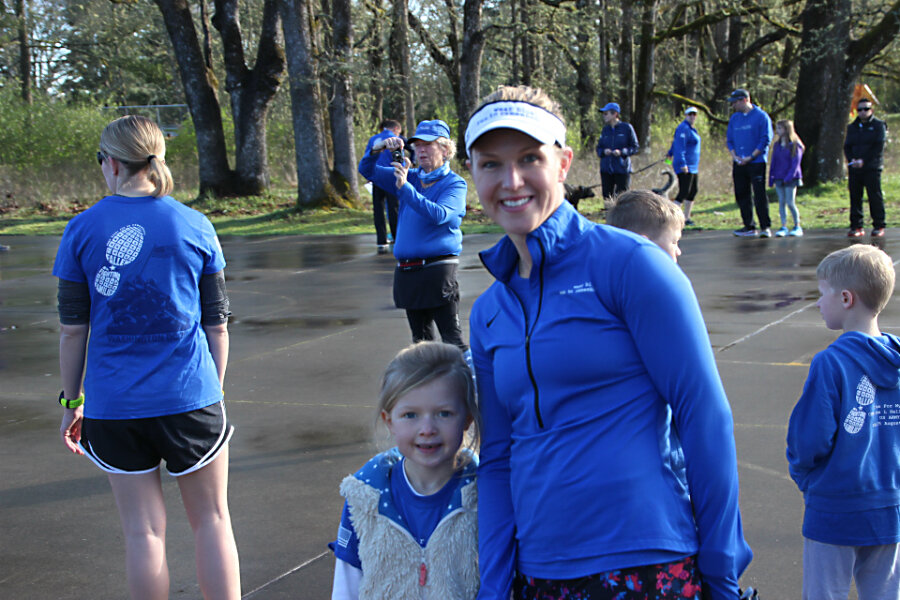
769 142 803 186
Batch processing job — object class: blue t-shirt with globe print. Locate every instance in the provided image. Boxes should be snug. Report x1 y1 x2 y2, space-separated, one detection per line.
53 194 225 419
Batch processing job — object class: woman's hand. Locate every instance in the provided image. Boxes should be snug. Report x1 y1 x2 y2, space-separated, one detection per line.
373 136 404 153
393 155 411 189
60 406 85 455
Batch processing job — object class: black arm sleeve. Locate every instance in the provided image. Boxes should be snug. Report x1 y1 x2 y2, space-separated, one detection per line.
57 278 91 325
200 270 231 325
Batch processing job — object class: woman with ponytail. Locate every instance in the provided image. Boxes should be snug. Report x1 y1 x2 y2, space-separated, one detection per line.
54 115 240 599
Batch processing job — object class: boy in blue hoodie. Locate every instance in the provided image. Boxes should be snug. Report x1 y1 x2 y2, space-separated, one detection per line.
787 244 900 600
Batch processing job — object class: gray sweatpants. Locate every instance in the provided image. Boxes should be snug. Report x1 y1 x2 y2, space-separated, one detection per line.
802 537 900 600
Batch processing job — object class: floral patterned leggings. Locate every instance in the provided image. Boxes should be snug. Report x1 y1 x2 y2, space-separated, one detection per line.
513 555 702 600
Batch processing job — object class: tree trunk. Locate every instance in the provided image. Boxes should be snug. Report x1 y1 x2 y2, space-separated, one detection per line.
596 0 610 103
279 0 335 206
365 1 386 127
618 0 634 119
632 0 656 148
155 0 234 196
212 0 285 195
575 0 597 147
15 0 31 104
329 0 359 198
795 0 900 184
389 0 414 133
457 0 485 157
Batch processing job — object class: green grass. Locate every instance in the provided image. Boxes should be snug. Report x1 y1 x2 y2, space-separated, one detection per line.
2 165 898 238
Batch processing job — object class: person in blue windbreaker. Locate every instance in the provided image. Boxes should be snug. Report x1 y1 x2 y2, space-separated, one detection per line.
666 106 702 226
595 102 640 200
726 88 773 237
358 119 467 350
464 85 752 600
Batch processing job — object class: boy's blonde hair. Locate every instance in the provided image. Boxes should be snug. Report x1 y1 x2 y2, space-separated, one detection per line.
378 342 481 458
817 245 896 313
100 115 174 198
606 189 685 239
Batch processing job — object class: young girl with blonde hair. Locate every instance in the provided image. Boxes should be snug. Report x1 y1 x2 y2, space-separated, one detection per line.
769 119 805 236
330 341 481 600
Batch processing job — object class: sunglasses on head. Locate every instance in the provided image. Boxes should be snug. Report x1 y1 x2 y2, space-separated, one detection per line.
96 151 107 165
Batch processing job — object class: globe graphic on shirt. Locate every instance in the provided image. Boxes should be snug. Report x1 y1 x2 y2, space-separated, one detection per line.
106 224 145 266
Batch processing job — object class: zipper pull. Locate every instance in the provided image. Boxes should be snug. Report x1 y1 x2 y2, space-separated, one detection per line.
419 562 427 586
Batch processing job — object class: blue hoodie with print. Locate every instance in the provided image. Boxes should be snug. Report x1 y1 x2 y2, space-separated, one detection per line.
787 331 900 545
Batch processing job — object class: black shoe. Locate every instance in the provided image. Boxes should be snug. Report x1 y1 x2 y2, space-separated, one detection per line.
733 226 758 237
684 218 695 227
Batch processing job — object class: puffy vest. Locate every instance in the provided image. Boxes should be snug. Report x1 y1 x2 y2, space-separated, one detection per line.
340 459 479 600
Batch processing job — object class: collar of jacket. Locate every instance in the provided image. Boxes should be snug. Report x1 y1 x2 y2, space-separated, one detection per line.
479 199 594 283
351 448 477 525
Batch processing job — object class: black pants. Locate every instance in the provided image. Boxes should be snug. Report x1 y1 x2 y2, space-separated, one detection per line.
675 172 698 204
372 187 398 245
405 302 466 351
848 168 885 229
600 172 630 200
733 162 770 229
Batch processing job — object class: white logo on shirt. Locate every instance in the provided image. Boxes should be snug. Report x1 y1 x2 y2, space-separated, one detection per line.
843 374 877 434
94 224 145 297
558 281 595 296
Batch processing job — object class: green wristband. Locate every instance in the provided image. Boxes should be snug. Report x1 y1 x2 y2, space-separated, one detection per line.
58 390 84 409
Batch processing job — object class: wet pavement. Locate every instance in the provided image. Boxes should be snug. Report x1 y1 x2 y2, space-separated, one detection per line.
2 228 896 599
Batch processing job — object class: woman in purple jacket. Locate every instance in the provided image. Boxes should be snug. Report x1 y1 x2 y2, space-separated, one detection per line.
769 120 804 237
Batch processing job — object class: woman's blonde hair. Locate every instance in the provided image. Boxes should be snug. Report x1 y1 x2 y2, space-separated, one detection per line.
378 342 481 462
100 115 174 197
472 85 565 124
774 119 805 158
435 136 458 160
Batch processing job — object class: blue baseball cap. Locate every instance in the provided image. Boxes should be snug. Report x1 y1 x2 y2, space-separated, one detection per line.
601 102 621 113
408 120 451 142
727 89 749 103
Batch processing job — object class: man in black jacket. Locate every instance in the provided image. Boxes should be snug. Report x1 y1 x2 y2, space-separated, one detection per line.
844 99 887 237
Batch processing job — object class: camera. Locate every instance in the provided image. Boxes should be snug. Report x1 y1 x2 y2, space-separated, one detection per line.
391 148 404 163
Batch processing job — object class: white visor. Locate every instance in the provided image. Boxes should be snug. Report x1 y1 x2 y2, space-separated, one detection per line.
465 101 567 155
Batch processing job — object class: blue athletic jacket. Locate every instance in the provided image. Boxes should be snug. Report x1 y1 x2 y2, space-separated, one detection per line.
726 105 772 164
787 332 900 544
667 120 701 173
595 121 640 174
359 151 466 259
470 201 751 600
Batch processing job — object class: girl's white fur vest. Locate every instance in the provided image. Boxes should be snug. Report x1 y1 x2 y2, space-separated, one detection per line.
340 449 479 600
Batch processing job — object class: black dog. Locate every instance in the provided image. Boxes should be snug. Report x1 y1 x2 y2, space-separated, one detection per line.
566 169 675 211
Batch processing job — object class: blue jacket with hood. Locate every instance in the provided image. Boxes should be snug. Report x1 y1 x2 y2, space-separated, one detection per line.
358 150 466 260
787 331 900 544
470 200 751 600
667 119 701 174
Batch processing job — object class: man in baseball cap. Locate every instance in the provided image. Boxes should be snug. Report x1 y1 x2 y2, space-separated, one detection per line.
726 89 773 237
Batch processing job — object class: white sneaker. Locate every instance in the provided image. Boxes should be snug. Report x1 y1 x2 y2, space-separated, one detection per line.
759 228 772 238
775 227 788 237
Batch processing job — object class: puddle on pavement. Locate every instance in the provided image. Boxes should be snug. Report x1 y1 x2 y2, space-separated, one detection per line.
222 237 362 270
235 316 360 328
714 290 815 313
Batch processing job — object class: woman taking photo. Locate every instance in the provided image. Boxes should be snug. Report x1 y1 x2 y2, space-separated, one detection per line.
465 86 752 599
358 119 468 350
55 116 240 599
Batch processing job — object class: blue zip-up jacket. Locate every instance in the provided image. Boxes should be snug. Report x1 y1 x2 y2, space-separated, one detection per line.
726 105 772 164
359 151 466 259
470 201 751 600
595 121 640 174
364 129 399 170
667 120 701 173
787 332 900 543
